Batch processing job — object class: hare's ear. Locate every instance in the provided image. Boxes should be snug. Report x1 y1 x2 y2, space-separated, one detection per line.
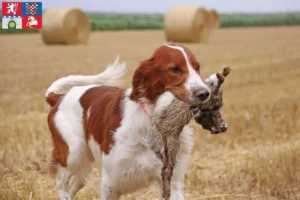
205 65 231 93
214 65 231 92
222 65 231 77
204 73 219 91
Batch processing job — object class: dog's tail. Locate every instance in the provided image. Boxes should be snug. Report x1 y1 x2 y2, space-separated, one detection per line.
45 56 127 107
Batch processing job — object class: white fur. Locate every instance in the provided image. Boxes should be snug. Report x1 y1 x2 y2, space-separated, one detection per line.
54 85 95 199
164 43 210 103
45 56 127 97
204 73 219 91
153 91 175 114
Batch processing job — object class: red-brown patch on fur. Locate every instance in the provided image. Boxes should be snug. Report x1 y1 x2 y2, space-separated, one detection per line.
80 86 126 154
47 86 125 175
130 43 200 103
46 92 64 108
47 105 69 177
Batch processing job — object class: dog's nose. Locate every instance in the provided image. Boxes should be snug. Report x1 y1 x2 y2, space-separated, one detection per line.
220 122 228 132
196 89 210 102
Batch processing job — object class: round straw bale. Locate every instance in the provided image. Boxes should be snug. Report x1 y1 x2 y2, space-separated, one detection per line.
206 10 215 29
164 6 210 43
198 7 212 43
41 8 91 45
207 9 220 29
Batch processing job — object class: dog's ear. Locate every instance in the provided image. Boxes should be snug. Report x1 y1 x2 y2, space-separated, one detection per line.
130 59 151 102
130 57 164 103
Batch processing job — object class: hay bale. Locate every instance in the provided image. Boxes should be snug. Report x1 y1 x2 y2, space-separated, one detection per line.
198 7 212 43
41 8 91 45
208 9 220 29
164 6 210 43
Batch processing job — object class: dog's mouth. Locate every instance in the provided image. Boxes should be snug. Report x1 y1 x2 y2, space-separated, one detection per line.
190 105 200 115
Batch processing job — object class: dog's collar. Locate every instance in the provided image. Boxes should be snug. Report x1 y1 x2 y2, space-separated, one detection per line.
140 103 152 117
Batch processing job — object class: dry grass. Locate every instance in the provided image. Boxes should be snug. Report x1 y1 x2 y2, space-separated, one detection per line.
1 26 300 200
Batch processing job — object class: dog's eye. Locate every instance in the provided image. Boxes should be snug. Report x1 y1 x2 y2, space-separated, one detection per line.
170 66 181 73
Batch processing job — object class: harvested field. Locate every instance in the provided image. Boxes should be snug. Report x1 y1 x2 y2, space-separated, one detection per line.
1 26 300 200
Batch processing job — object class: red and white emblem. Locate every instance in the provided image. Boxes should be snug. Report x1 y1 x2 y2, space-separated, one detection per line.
6 3 18 15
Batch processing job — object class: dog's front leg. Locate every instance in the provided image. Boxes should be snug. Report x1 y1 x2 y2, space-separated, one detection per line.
101 169 119 200
168 154 186 200
169 125 195 200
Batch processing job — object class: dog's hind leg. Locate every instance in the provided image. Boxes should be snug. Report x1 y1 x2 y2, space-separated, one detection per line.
55 163 92 200
54 142 93 200
49 108 94 199
56 167 73 200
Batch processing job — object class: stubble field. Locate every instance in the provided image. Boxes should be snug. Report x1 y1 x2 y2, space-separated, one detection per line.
1 26 300 200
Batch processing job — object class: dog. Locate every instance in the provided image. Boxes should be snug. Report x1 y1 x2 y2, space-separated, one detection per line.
45 42 211 200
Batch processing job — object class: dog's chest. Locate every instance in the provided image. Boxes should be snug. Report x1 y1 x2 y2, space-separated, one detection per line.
103 143 163 194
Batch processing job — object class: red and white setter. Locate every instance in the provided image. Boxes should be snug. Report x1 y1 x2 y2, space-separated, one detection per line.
45 43 210 200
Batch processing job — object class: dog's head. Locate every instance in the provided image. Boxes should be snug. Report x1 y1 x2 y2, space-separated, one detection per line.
130 42 211 105
194 66 231 134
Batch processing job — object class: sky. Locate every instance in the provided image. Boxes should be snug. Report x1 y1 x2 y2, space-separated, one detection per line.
1 0 300 13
